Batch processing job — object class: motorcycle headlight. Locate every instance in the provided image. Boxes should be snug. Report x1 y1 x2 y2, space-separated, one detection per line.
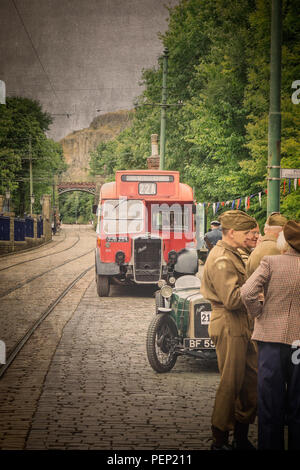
158 279 167 288
161 285 173 298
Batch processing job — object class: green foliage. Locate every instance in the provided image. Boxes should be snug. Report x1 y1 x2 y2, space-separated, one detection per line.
59 192 94 224
89 0 299 222
0 97 67 215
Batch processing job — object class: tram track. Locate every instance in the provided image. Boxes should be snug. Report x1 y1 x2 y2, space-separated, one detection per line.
0 264 94 379
0 232 81 272
0 230 67 259
0 247 95 298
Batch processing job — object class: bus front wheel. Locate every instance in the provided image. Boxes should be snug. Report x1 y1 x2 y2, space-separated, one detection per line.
96 275 110 297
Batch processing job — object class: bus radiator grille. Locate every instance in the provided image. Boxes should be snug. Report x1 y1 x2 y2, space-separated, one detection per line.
134 237 162 283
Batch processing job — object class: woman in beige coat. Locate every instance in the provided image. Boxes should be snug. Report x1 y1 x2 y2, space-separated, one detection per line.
240 220 300 450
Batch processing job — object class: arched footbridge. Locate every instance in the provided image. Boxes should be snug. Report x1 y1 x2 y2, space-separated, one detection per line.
57 182 97 195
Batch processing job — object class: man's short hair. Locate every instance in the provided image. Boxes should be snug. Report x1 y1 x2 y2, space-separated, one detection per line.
264 223 283 232
277 231 289 252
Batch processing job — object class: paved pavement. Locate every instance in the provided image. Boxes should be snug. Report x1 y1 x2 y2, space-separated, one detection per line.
0 225 258 451
25 281 222 450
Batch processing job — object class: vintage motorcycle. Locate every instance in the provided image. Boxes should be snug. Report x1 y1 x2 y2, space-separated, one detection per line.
146 275 216 373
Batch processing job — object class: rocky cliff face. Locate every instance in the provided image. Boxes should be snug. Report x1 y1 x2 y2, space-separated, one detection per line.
59 110 133 181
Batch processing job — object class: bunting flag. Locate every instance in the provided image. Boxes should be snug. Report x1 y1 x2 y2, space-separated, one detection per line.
197 188 271 212
281 178 300 194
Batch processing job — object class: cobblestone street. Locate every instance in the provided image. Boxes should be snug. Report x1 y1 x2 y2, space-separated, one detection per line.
0 225 257 451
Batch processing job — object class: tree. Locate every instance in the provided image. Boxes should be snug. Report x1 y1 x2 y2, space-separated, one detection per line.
242 0 300 221
59 192 94 224
0 97 67 215
89 0 299 224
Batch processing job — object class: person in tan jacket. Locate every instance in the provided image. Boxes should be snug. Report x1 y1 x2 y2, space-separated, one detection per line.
200 210 258 450
246 212 287 277
241 221 300 450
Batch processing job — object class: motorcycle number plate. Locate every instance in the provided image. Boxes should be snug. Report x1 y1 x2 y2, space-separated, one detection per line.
183 338 215 349
200 310 211 325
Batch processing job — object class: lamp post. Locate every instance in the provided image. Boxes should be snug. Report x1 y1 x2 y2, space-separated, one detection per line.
30 194 35 215
5 189 10 212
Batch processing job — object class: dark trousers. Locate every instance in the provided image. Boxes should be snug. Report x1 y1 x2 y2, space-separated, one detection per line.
257 341 300 450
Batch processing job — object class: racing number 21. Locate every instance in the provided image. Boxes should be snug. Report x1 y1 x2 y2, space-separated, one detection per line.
201 311 211 325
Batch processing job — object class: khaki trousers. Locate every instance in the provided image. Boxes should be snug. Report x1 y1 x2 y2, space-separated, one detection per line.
209 310 258 432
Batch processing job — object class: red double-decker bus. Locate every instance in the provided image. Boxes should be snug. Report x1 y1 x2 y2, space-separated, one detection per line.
94 169 198 296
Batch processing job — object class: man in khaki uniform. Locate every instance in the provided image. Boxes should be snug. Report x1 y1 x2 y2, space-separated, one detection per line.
200 210 258 450
246 212 287 277
238 224 260 264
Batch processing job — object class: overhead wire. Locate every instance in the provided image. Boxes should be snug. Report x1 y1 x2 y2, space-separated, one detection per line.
10 0 69 116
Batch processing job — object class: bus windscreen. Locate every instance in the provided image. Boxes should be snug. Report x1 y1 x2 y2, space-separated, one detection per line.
102 199 144 234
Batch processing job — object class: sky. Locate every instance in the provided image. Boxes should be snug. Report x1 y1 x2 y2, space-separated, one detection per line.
0 0 178 141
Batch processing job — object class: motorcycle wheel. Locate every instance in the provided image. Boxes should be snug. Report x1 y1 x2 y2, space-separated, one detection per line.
146 313 178 373
96 275 110 297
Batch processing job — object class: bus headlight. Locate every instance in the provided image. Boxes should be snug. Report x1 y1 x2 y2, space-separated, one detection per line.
168 250 177 264
161 285 173 299
115 251 125 264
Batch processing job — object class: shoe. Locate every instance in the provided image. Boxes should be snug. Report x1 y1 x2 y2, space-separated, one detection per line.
211 443 233 451
232 439 256 450
211 425 232 450
233 421 256 450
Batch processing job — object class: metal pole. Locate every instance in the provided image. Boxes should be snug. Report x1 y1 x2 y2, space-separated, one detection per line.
267 0 282 215
52 173 56 233
29 136 33 215
160 47 168 170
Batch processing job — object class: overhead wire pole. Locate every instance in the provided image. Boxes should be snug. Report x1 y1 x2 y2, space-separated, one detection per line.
136 47 184 170
160 48 168 170
267 0 282 215
29 136 33 215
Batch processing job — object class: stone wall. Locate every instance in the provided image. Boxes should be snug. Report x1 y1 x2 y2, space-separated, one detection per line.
0 194 52 255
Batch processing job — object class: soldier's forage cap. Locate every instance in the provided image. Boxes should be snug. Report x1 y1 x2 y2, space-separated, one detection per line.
266 212 288 226
218 210 257 231
211 220 221 226
283 220 300 252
